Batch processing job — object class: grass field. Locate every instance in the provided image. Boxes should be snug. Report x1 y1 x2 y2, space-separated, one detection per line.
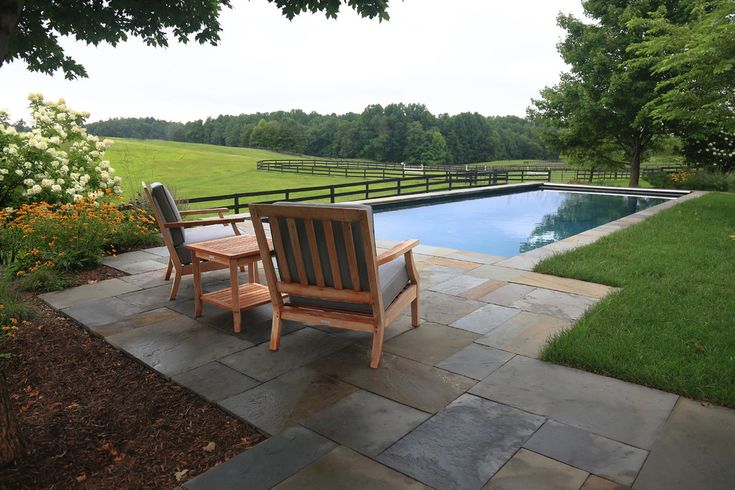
535 192 735 407
106 138 361 200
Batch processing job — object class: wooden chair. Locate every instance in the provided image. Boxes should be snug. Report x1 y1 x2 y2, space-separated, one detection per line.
142 181 248 300
249 202 420 368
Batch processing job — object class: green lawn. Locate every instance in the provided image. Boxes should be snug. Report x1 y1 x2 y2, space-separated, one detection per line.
106 138 361 200
535 192 735 407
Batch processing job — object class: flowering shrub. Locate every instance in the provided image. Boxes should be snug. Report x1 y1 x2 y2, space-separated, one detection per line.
0 94 121 209
646 170 735 192
0 199 160 277
683 130 735 173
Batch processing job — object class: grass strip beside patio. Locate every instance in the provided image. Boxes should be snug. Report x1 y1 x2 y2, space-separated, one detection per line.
535 192 735 407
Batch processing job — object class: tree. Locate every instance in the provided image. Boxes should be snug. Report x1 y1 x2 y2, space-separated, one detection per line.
630 0 735 172
0 0 390 79
529 1 688 187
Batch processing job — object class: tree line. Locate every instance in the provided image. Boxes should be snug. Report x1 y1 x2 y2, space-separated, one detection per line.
85 103 557 165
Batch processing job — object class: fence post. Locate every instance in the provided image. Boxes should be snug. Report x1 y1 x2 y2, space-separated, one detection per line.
330 186 335 203
285 191 290 201
234 195 240 214
397 179 402 195
547 170 551 182
365 183 369 200
448 173 453 190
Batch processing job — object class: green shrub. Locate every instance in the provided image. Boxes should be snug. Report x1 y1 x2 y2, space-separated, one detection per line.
645 170 735 192
0 278 32 344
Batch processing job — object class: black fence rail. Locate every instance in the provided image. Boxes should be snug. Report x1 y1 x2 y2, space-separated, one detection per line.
176 169 552 213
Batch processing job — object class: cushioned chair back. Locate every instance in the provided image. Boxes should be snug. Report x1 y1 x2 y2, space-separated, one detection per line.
254 203 378 297
150 182 186 248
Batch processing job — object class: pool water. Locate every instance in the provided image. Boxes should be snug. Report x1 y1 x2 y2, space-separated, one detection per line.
372 190 668 257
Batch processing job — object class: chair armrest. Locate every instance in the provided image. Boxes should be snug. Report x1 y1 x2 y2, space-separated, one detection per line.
179 207 230 217
163 216 246 228
376 239 419 266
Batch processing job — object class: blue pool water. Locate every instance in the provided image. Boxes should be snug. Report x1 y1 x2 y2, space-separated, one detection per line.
372 190 668 257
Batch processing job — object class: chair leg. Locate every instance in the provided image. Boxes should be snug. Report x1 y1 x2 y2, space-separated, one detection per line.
269 308 283 351
370 324 386 368
164 258 173 280
411 295 420 328
169 271 182 300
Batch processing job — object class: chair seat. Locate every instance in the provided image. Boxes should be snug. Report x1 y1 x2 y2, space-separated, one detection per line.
288 256 410 314
176 224 240 264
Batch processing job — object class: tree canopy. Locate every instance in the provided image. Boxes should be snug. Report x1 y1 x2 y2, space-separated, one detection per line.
0 0 390 79
85 103 555 164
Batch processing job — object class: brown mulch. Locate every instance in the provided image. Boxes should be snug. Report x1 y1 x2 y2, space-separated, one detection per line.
67 264 126 287
0 266 267 489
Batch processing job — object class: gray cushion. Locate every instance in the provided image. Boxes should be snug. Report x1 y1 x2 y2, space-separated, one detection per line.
289 256 410 314
151 183 185 247
270 202 375 291
176 224 238 264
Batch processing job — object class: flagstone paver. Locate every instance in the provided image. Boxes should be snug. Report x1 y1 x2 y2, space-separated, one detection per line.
450 303 522 334
183 426 336 490
383 322 480 365
311 345 476 413
509 288 597 322
118 269 173 289
172 361 260 402
511 271 615 299
219 327 351 382
485 448 589 490
525 420 648 486
468 264 527 281
426 255 483 270
436 343 514 380
475 311 569 358
302 390 430 457
494 253 542 271
378 394 545 489
219 368 357 435
633 398 735 490
470 356 678 449
419 290 485 324
581 475 630 490
107 312 253 377
461 278 507 300
40 277 141 309
63 296 154 327
427 274 488 296
480 283 536 306
446 251 506 265
274 446 430 489
101 250 167 270
87 307 180 337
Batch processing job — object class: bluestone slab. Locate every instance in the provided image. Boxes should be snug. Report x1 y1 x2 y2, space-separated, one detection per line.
311 345 476 413
470 356 678 449
384 322 480 365
509 288 597 322
183 426 336 490
525 420 648 486
302 390 430 457
172 361 260 402
633 398 735 490
418 290 485 325
378 394 545 489
63 296 152 327
436 343 514 380
274 446 430 489
219 327 351 382
41 278 140 309
87 307 180 337
450 303 522 334
219 368 356 435
485 448 589 490
475 311 569 358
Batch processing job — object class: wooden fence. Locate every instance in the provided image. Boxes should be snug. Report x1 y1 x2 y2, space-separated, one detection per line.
177 169 551 213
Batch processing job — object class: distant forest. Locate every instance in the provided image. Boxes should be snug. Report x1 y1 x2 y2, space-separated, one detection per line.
85 103 556 165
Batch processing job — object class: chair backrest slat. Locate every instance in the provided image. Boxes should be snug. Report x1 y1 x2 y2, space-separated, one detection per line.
305 219 325 287
342 221 361 292
269 217 291 283
286 218 309 286
323 221 343 290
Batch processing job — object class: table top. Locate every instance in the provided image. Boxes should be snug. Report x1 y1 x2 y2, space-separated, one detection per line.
185 234 272 260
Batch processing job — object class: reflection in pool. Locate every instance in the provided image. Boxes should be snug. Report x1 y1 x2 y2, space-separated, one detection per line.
372 190 667 257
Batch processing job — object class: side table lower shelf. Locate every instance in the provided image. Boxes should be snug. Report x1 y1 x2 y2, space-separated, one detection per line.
200 283 272 311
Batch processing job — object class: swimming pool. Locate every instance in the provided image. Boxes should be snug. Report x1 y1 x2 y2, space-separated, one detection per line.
372 188 670 257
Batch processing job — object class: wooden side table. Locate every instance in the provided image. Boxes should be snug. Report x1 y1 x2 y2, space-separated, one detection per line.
186 235 274 333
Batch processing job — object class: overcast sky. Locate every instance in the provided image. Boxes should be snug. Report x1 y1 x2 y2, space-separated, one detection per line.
1 0 585 123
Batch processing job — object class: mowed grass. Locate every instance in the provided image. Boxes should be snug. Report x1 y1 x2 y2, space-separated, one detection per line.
535 192 735 407
105 138 360 200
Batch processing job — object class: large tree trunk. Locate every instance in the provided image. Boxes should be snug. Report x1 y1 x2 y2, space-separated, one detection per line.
0 0 26 68
628 142 642 187
0 369 26 466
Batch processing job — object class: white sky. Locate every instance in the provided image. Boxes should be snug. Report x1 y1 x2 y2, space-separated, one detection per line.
1 0 585 123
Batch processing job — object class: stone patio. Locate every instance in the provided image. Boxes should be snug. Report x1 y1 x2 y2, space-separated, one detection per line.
38 190 735 489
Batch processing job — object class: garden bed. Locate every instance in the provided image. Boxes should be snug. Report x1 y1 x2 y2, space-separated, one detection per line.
0 267 266 489
536 192 735 407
